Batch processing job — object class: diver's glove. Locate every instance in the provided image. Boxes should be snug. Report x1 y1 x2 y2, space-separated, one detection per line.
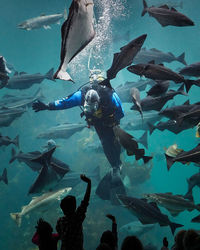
32 100 49 112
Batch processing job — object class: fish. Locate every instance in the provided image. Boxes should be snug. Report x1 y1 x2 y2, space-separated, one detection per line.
115 79 155 103
179 62 200 77
130 87 143 119
118 194 183 235
119 221 155 236
0 168 8 185
165 143 200 170
133 48 187 65
54 0 95 82
121 111 161 132
113 126 152 163
107 34 147 80
0 56 10 89
131 85 187 112
9 147 70 173
127 60 200 92
121 160 153 186
146 80 170 97
143 192 200 217
141 0 194 27
159 100 200 120
10 187 72 227
0 107 27 127
184 172 200 202
54 165 100 190
0 88 44 109
148 119 196 135
28 147 70 194
37 123 86 139
17 11 67 30
0 134 19 148
175 109 200 126
6 68 55 89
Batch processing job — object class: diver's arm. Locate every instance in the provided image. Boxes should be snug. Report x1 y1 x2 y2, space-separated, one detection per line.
48 91 82 110
80 174 91 204
112 92 124 121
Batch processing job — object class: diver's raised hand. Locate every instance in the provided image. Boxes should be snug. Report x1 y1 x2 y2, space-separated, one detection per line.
80 174 91 183
106 214 116 223
32 100 49 112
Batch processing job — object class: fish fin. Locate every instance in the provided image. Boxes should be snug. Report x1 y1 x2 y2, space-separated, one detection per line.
183 100 190 105
141 0 148 16
95 172 112 200
45 68 55 82
165 154 174 171
159 4 170 9
177 84 187 96
54 69 74 82
9 148 16 164
10 213 22 227
147 122 156 135
143 156 153 164
171 7 178 12
138 131 148 149
177 52 187 66
13 135 19 148
170 223 183 235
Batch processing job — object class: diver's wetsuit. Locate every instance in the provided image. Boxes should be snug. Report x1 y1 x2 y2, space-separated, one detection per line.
48 84 124 170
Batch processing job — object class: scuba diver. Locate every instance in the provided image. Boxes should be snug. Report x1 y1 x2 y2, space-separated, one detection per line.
32 69 126 203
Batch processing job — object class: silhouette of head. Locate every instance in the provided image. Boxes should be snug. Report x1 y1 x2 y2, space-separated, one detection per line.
183 229 200 250
100 230 116 250
60 195 76 215
96 243 112 250
36 218 53 238
121 235 144 250
172 229 187 250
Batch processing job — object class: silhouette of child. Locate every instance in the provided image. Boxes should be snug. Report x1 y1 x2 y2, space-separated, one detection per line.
32 218 59 250
56 174 91 250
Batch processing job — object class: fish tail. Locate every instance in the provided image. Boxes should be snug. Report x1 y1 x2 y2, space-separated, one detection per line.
147 122 156 135
170 222 183 235
184 79 200 93
177 84 187 96
135 148 145 161
45 68 56 82
177 52 187 66
138 131 148 149
142 0 148 16
184 190 194 202
10 213 22 227
1 168 8 185
13 135 19 148
9 148 17 164
165 154 174 171
142 155 153 164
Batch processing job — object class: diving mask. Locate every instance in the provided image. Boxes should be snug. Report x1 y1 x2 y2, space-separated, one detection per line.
84 89 100 115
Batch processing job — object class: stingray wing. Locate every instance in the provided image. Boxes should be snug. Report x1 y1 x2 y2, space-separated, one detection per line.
54 0 95 82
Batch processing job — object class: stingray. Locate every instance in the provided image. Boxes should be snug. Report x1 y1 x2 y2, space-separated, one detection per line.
54 0 95 82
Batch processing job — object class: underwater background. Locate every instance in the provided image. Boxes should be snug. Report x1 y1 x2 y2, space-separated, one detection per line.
0 0 200 249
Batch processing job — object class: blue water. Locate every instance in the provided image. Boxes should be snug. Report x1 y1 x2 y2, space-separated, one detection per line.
0 0 200 249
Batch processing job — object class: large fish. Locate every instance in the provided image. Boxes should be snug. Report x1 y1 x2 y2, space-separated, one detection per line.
165 144 200 170
107 34 147 80
0 134 19 148
0 168 8 185
118 194 183 235
143 192 200 217
10 187 72 227
54 0 95 82
113 126 152 163
0 107 27 127
0 88 44 109
146 80 170 97
142 0 194 27
133 48 187 65
6 68 55 90
37 123 86 140
179 62 200 77
28 147 69 194
127 60 200 92
119 221 155 236
17 11 67 30
131 85 186 112
175 109 200 126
